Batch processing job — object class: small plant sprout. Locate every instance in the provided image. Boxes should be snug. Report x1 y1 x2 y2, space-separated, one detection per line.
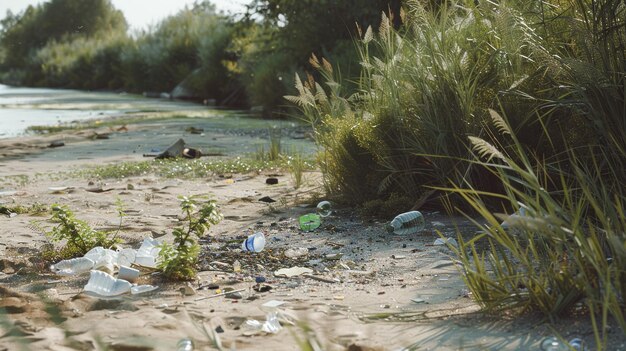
45 204 120 258
158 196 222 280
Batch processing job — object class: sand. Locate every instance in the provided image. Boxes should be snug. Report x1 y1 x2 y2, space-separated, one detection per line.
1 127 624 351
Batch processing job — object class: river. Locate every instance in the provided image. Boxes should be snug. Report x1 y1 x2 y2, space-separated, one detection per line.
0 84 315 160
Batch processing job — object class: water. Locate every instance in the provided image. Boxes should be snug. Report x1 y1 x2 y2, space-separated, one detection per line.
0 84 315 160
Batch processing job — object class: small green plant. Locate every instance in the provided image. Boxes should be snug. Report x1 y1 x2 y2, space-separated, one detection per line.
289 151 306 189
45 204 119 258
158 196 222 280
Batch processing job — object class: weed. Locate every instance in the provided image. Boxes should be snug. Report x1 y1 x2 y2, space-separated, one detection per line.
158 196 222 280
288 151 306 189
446 109 626 348
43 204 120 259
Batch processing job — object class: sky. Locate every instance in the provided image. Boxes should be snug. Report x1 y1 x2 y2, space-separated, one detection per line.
0 0 248 31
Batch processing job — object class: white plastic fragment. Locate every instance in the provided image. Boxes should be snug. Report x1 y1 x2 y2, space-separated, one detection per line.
274 266 313 278
131 285 158 295
84 247 119 271
50 257 95 276
135 237 161 268
83 270 132 297
244 312 282 334
433 238 458 247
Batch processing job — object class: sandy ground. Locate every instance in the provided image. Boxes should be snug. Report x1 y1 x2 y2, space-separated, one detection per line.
1 129 625 351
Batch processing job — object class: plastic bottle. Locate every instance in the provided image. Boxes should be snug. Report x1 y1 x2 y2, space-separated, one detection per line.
540 337 584 351
241 232 266 252
51 257 95 276
177 338 194 351
316 201 332 217
233 260 241 273
386 211 425 235
299 213 321 231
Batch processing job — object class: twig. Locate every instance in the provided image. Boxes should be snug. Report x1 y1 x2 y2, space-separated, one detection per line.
302 274 339 283
194 288 246 301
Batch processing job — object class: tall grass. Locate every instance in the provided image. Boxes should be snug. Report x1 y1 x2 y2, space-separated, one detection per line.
288 0 626 347
287 1 537 207
450 109 625 349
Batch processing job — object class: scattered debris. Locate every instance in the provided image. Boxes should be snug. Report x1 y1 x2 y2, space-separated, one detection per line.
180 283 196 296
433 237 458 247
274 266 313 278
83 270 132 297
284 247 308 258
244 312 282 334
299 213 321 231
49 140 65 148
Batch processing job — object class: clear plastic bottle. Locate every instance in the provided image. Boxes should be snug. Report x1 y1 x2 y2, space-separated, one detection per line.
316 201 332 217
50 257 95 276
177 338 194 351
233 260 241 273
540 337 584 351
386 211 425 235
284 247 308 258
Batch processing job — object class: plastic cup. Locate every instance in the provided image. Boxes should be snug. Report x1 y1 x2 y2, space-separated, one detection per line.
241 232 266 252
118 265 140 283
316 201 332 217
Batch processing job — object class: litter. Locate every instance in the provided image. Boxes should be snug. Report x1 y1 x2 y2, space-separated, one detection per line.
118 265 140 283
131 285 158 295
241 232 266 252
274 266 313 278
83 270 132 297
50 257 95 276
284 247 308 258
433 237 458 247
135 237 161 268
243 312 282 334
299 213 321 231
316 201 332 217
387 211 425 235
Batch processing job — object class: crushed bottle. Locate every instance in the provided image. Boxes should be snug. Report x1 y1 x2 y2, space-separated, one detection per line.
50 257 95 276
299 213 321 231
316 201 332 217
386 211 425 235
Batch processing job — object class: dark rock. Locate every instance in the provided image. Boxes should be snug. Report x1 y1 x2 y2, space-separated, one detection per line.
49 141 65 148
258 196 276 203
215 325 224 333
253 285 272 293
266 177 279 185
225 292 242 300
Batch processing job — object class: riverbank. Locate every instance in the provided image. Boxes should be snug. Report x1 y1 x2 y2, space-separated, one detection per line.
2 134 623 350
